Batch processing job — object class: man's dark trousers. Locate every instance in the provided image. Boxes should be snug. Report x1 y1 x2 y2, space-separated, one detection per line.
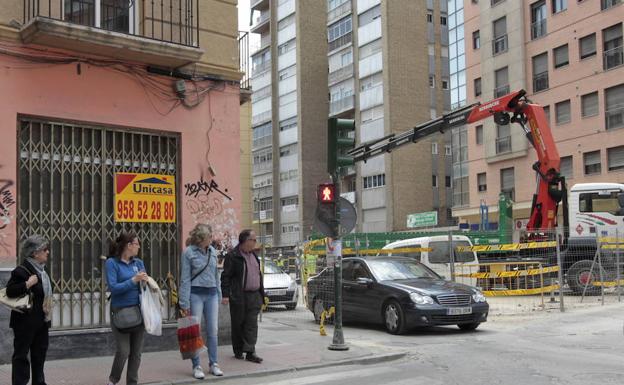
230 291 262 355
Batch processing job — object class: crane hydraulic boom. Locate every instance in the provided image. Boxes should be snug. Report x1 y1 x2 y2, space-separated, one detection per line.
348 89 567 233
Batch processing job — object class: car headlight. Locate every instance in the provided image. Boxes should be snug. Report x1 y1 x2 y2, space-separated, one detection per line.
472 290 487 303
288 280 297 291
410 292 434 305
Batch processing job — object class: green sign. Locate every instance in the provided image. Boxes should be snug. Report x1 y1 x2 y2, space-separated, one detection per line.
407 211 438 228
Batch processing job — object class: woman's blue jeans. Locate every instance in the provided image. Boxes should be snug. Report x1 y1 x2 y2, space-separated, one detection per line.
190 287 219 367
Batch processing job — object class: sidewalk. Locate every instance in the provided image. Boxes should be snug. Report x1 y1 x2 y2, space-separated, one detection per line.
0 317 405 385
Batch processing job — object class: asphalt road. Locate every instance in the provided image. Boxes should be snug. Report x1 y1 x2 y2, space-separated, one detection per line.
218 303 624 385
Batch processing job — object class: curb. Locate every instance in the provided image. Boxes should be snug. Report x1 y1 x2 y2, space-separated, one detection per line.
145 352 408 385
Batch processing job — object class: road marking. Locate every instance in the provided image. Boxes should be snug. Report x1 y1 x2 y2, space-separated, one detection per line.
265 365 399 385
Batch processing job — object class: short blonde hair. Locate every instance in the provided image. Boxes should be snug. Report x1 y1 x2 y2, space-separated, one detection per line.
187 224 213 247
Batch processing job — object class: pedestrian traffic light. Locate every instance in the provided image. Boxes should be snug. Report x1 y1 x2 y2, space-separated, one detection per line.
318 183 336 203
327 118 356 174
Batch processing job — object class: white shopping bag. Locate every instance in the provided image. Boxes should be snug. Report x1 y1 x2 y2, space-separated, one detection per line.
141 281 163 336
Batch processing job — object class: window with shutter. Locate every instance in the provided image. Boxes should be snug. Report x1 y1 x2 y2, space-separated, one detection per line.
607 146 624 171
603 24 623 70
477 172 487 192
553 44 569 68
579 33 596 59
474 77 482 97
476 125 483 145
581 92 599 118
583 150 601 175
494 67 509 96
500 168 514 200
560 156 573 180
606 84 624 130
532 52 549 92
492 17 507 55
555 100 571 125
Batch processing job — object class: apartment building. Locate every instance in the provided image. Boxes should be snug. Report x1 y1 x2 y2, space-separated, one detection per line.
250 0 451 251
454 0 624 227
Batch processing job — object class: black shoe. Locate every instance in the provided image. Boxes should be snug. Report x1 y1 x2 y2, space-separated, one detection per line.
234 352 244 360
245 353 263 364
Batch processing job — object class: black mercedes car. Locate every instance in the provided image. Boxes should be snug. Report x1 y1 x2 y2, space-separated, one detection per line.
306 257 489 334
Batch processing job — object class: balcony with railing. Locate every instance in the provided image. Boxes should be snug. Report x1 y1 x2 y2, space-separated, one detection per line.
251 10 270 34
329 32 352 53
531 19 547 40
251 0 270 11
328 1 352 25
20 0 203 67
602 0 622 10
492 35 508 55
604 46 624 70
328 64 354 85
606 106 624 130
259 33 272 50
252 110 272 126
239 32 250 93
533 71 549 93
253 160 273 175
330 95 355 116
253 209 273 222
496 136 512 154
253 60 272 77
494 84 510 98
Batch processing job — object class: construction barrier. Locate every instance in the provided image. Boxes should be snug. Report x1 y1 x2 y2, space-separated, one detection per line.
456 241 557 252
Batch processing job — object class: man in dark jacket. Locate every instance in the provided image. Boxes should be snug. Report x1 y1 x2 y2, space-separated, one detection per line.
221 229 265 363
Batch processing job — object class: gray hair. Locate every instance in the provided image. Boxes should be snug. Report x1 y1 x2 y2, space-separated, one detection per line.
187 224 213 247
20 235 49 259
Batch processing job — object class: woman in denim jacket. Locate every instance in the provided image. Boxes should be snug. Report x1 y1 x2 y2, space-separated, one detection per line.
179 224 223 378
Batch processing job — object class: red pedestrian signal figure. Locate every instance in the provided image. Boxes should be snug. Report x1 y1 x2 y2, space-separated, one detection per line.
318 184 336 203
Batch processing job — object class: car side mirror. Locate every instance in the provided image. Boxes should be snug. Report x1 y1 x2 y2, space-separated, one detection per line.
356 277 373 286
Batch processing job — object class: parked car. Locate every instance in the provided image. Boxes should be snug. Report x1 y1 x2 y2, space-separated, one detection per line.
264 260 298 310
306 256 489 334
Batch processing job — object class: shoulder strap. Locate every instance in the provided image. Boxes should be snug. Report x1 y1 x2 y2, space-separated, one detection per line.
191 251 211 282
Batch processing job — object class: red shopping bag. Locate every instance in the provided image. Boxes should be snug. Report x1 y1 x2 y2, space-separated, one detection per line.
177 316 206 360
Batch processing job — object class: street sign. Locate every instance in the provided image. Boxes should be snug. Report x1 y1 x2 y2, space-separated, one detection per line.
326 238 342 266
259 210 267 220
406 211 438 228
114 173 176 223
314 197 357 237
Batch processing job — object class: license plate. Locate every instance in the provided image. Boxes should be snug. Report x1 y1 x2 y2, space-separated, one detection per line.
447 307 472 315
268 289 287 296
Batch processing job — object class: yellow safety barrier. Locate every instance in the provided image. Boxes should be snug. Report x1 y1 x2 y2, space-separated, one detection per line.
305 246 432 256
600 244 624 250
483 284 560 296
454 265 559 279
592 279 624 287
319 306 335 336
456 241 556 252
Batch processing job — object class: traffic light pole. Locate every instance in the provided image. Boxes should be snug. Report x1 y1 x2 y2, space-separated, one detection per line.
328 172 348 351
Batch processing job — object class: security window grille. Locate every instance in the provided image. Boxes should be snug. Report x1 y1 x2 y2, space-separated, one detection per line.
560 155 573 180
18 117 179 329
494 67 509 97
581 92 599 118
427 12 433 23
531 1 547 40
584 150 602 175
477 172 487 192
551 0 567 13
607 146 624 171
476 125 483 145
532 52 549 92
579 33 596 59
473 30 480 49
474 78 482 97
429 74 435 88
555 100 571 125
603 24 623 70
363 174 386 189
492 17 507 55
554 44 569 68
605 84 624 130
496 125 511 154
500 167 515 200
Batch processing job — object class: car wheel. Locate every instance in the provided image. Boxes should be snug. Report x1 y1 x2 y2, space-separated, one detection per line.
383 300 406 335
285 303 297 310
313 298 326 324
458 322 480 331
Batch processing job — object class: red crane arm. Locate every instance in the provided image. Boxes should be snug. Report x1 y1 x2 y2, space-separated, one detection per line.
466 90 564 231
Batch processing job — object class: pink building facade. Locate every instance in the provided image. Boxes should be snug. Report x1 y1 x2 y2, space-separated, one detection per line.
457 0 624 226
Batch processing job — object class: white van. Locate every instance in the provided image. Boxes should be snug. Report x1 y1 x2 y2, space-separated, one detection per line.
382 235 480 287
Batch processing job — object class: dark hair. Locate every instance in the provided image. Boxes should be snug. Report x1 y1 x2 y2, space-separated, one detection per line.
238 229 254 244
108 231 138 258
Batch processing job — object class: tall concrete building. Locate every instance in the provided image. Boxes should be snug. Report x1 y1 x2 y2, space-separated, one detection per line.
453 0 624 227
250 0 451 251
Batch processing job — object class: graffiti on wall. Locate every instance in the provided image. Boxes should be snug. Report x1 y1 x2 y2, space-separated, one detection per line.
0 178 15 255
185 174 238 253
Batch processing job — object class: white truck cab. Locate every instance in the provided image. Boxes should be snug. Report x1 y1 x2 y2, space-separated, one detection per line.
568 183 624 239
382 235 479 286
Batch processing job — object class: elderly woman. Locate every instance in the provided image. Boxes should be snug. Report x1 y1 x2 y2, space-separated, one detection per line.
179 224 223 379
6 235 52 385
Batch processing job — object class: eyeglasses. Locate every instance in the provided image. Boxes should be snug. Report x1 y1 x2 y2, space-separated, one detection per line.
129 241 140 246
248 238 257 242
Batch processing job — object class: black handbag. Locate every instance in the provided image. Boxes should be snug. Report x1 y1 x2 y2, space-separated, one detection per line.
111 305 143 333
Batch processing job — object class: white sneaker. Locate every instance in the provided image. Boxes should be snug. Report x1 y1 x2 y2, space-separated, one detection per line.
193 366 205 379
210 363 224 377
